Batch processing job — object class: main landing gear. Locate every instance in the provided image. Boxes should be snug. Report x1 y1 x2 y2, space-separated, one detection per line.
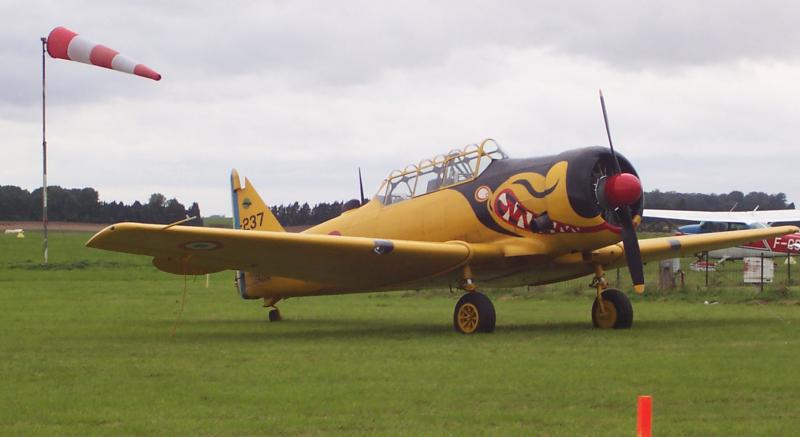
453 291 496 334
452 265 635 333
453 267 496 334
591 265 633 329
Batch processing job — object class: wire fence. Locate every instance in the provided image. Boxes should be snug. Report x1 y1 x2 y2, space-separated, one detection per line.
539 252 800 295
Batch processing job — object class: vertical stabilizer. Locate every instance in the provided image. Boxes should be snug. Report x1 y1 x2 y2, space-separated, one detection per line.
230 169 285 232
230 169 285 299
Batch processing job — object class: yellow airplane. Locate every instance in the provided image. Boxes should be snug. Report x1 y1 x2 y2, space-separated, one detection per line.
86 95 799 334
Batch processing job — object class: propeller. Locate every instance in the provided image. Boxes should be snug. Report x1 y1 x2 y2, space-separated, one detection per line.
597 90 645 293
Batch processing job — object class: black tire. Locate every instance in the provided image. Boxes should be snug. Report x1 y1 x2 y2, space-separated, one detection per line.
591 288 633 329
268 309 282 322
453 292 496 334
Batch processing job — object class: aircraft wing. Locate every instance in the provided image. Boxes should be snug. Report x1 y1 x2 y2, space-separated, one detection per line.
644 208 800 224
588 225 799 268
86 223 478 290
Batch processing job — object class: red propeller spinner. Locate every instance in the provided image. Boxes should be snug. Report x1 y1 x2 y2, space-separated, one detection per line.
603 173 642 208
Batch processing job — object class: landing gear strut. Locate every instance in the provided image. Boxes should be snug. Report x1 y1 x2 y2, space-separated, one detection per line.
591 265 633 329
453 265 496 334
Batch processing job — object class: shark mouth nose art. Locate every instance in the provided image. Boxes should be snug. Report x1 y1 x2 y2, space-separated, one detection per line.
493 188 621 234
494 189 535 230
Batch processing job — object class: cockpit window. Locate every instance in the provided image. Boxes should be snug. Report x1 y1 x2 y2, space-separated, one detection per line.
383 166 417 205
415 159 446 196
376 139 508 205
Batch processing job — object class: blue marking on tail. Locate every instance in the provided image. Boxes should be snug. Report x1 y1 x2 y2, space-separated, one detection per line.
230 172 248 299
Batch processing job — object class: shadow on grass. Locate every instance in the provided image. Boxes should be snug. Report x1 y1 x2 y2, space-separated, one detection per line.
150 312 797 342
166 317 450 341
634 316 793 330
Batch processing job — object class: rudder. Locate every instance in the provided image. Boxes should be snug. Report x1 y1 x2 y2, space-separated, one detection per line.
230 169 284 300
230 169 285 232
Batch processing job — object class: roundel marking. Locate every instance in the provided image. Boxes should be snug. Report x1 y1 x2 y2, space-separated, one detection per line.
474 185 492 203
181 241 223 251
242 198 252 209
372 239 394 255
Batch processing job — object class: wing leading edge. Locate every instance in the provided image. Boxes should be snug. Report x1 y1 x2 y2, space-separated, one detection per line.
583 225 800 268
87 222 799 293
86 223 477 291
644 208 800 225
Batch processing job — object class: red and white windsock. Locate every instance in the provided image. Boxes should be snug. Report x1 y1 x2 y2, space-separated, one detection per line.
46 26 161 81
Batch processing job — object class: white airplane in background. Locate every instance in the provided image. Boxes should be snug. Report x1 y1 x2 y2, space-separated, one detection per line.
644 209 800 259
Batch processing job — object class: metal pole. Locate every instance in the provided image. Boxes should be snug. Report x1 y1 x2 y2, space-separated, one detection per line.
41 37 48 264
760 252 764 293
788 249 792 285
704 251 709 287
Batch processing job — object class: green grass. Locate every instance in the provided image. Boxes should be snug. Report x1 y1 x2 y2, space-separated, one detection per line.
203 215 232 228
2 232 800 435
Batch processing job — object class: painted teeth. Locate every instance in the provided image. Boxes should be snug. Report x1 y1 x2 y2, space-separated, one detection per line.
526 212 533 223
517 216 526 228
502 211 511 221
499 193 507 205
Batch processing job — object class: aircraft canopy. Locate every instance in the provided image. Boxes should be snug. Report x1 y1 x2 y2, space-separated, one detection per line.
376 139 508 205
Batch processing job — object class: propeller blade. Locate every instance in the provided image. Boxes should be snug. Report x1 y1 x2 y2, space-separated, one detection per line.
618 207 645 293
358 167 366 206
599 90 644 292
599 89 622 174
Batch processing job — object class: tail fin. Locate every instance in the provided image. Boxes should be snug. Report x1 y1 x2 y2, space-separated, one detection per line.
230 169 285 232
231 169 284 300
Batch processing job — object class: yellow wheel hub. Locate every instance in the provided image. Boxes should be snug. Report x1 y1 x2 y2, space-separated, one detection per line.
594 298 618 329
457 303 480 333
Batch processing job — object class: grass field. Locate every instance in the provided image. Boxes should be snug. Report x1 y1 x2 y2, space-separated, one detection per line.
2 231 800 435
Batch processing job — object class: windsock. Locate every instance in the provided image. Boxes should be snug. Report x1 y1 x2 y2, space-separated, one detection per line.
46 26 161 81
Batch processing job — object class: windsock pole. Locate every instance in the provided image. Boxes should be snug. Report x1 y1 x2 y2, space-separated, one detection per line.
38 27 161 264
41 36 48 264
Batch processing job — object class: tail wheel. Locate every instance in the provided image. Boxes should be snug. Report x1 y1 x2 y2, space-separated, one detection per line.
268 308 282 322
592 288 633 329
453 292 496 334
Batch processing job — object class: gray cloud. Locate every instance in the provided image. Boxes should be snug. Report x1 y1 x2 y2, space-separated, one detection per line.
6 1 800 106
4 1 800 215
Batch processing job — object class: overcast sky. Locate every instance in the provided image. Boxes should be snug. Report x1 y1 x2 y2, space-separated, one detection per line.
3 1 800 215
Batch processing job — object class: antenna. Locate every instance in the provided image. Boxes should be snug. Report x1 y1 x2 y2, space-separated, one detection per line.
358 167 366 205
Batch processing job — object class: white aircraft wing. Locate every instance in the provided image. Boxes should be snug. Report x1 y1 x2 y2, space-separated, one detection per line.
644 209 800 224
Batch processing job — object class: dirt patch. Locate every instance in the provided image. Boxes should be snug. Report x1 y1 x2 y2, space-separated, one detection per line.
0 221 108 232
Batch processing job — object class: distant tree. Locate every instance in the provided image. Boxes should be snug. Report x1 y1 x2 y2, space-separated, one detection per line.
187 202 203 226
0 186 32 220
0 185 203 224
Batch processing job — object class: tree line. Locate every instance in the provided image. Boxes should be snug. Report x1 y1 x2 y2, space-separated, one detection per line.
643 189 793 212
1 184 794 228
0 185 202 225
270 201 348 227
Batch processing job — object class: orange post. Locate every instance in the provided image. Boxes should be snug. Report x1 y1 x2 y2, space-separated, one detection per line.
637 395 652 437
